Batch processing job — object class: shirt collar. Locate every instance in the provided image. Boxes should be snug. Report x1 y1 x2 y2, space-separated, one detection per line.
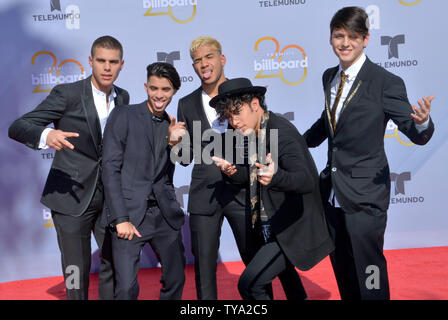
91 81 117 99
339 53 366 82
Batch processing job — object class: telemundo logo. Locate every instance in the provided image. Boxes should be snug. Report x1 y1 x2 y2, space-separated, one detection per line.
390 171 424 205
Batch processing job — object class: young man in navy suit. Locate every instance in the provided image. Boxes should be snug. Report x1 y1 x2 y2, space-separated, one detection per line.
304 6 434 300
102 62 185 300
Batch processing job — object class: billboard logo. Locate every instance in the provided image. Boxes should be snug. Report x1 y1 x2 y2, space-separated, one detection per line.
385 120 415 146
398 0 421 6
254 37 308 86
43 209 54 227
390 171 424 204
31 51 86 93
381 35 405 59
143 0 197 24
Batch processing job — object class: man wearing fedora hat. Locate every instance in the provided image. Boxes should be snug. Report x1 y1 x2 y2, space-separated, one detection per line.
171 37 258 300
211 78 334 300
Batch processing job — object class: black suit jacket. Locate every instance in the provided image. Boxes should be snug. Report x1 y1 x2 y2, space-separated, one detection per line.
101 102 185 230
304 57 434 215
230 112 334 271
8 76 130 216
177 87 246 215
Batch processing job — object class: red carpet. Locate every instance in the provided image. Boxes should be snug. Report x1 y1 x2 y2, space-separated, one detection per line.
1 247 447 300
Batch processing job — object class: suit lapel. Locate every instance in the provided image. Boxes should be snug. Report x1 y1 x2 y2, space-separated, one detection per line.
194 88 212 131
113 86 125 106
324 67 339 136
139 102 155 157
81 77 102 157
153 113 172 180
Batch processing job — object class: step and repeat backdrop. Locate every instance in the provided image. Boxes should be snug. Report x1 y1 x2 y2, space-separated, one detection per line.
1 0 447 283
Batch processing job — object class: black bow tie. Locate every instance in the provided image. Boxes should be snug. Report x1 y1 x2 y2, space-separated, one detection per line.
152 114 164 122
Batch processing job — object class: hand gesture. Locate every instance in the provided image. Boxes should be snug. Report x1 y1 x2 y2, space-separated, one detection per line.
167 116 186 147
255 153 275 186
116 221 142 241
411 95 434 125
211 156 237 177
46 129 79 151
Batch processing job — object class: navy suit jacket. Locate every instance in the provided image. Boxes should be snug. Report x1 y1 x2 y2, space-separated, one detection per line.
102 101 185 230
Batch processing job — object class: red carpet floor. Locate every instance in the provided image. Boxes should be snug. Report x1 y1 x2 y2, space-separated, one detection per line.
1 247 447 300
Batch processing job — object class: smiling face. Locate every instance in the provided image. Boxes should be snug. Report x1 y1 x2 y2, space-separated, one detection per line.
330 27 369 70
89 46 124 94
192 45 226 90
145 75 176 117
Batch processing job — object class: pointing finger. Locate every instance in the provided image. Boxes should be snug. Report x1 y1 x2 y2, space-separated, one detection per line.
62 131 79 138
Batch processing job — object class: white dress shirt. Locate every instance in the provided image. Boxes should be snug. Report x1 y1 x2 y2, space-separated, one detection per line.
201 90 228 134
39 82 116 149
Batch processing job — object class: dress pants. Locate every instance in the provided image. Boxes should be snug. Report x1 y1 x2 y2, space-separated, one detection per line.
324 202 390 300
189 199 301 300
189 199 261 300
238 239 307 300
112 205 186 300
51 185 114 300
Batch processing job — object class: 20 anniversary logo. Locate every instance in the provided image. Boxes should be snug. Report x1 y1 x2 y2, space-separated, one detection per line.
253 37 308 86
31 51 85 93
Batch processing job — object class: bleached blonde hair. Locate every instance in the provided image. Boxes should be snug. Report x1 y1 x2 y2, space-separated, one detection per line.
189 36 222 59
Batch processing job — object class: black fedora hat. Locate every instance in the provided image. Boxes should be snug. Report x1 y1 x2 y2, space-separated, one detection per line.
209 78 266 109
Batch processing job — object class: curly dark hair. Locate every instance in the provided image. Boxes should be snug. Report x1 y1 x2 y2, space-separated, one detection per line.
213 93 267 122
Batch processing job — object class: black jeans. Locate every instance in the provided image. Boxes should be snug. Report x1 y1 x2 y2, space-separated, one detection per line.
189 199 261 300
238 239 307 300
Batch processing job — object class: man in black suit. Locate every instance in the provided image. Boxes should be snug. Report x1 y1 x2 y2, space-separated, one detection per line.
210 78 334 299
304 7 434 300
102 62 185 300
8 36 129 299
170 36 257 300
171 36 304 300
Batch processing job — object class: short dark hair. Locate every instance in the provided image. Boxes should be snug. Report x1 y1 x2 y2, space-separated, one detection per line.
330 6 369 38
146 62 181 91
214 93 267 122
91 35 123 60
